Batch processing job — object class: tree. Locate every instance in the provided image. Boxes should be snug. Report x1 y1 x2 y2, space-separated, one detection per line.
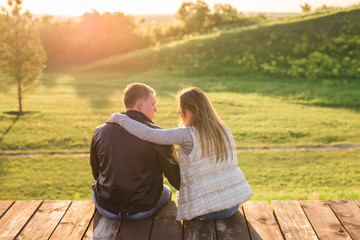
0 0 46 114
300 3 312 13
176 0 210 33
38 10 150 65
210 4 239 26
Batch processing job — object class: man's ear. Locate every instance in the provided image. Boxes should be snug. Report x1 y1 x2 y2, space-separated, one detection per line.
136 99 143 110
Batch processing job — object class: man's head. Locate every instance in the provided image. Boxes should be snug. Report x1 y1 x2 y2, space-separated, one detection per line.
123 83 157 120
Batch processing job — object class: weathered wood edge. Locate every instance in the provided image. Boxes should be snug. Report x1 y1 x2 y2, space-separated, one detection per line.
184 219 216 240
3 200 43 239
272 200 318 240
49 201 95 239
216 204 251 240
328 200 360 240
82 210 121 240
17 200 72 240
0 201 15 219
117 215 154 239
300 200 351 240
243 201 283 240
151 201 182 240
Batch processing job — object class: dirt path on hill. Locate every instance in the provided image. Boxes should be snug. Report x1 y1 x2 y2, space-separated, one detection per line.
1 145 359 157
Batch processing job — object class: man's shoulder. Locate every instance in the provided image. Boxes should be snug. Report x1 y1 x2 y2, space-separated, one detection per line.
95 123 106 130
93 123 123 136
94 123 111 132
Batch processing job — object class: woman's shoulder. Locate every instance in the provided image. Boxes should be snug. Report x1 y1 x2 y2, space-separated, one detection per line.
222 125 233 135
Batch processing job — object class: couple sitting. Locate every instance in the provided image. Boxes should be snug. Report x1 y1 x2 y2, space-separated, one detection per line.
90 83 253 221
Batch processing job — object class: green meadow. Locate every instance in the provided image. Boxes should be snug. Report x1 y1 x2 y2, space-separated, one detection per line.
1 7 359 200
0 150 359 201
1 71 359 152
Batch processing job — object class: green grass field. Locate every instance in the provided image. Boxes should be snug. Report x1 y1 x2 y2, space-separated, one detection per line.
1 150 359 201
1 71 359 153
0 6 359 200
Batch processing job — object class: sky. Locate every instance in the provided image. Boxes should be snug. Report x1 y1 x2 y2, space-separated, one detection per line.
0 0 359 15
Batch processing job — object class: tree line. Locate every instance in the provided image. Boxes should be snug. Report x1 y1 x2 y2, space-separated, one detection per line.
38 1 267 65
0 0 269 67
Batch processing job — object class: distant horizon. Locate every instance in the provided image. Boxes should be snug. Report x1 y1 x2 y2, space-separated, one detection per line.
33 10 303 18
0 0 359 16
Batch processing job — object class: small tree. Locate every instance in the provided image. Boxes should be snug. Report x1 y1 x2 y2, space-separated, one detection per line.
300 3 312 13
0 0 46 115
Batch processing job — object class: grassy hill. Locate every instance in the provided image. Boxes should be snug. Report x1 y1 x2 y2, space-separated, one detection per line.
75 7 360 110
80 7 360 79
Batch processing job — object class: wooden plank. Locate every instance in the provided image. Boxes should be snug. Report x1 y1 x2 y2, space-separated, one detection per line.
216 205 251 240
17 200 71 240
243 201 283 240
272 200 317 240
184 219 216 240
150 201 182 240
300 200 351 240
117 217 153 240
0 201 14 219
328 200 360 240
83 210 121 240
50 201 95 239
0 200 42 240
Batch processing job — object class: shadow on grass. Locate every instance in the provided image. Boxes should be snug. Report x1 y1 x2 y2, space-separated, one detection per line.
68 73 123 110
0 115 20 145
67 71 184 110
61 67 360 112
193 75 360 112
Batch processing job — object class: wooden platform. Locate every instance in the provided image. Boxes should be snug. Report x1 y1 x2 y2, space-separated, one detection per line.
0 200 359 239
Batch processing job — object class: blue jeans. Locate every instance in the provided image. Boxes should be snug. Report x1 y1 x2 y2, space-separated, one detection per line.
194 204 240 220
92 185 172 220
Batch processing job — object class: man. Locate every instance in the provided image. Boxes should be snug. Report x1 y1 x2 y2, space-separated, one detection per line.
90 83 180 220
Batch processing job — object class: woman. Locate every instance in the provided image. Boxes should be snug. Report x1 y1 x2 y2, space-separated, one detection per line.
107 87 253 221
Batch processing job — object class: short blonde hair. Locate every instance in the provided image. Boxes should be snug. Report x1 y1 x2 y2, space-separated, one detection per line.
123 83 156 108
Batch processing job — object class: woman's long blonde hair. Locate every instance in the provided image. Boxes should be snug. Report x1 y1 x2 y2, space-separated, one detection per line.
177 87 233 162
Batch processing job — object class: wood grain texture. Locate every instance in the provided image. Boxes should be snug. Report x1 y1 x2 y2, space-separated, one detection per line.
216 205 251 240
0 201 14 219
243 201 283 240
151 201 182 240
1 200 359 240
0 200 42 240
272 200 317 240
328 200 360 240
117 217 153 240
17 200 71 240
50 201 95 240
300 200 351 240
184 220 216 240
83 210 121 240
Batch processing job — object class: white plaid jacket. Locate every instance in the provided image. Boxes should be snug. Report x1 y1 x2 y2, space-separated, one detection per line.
176 127 253 220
